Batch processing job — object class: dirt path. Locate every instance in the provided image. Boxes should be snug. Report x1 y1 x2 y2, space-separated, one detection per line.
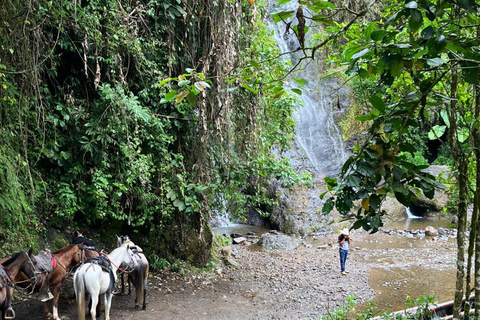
12 230 456 320
12 233 373 320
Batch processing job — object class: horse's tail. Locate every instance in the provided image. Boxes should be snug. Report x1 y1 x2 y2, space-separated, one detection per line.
135 256 149 310
74 269 86 320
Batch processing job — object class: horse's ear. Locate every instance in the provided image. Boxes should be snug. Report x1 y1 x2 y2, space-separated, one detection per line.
28 248 34 256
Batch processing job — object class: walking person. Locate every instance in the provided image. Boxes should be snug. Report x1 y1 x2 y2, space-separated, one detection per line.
338 228 351 275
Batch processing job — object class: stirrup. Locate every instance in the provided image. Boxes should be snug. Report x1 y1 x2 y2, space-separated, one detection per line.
39 290 54 302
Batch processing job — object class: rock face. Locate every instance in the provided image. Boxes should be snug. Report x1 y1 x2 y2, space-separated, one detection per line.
258 232 298 250
269 177 338 236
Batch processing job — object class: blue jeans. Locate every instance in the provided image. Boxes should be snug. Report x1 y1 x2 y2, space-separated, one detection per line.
339 249 348 272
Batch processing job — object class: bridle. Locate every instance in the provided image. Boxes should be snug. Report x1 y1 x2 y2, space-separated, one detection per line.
99 249 136 274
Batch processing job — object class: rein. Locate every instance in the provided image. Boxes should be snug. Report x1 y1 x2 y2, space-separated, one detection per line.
99 251 132 274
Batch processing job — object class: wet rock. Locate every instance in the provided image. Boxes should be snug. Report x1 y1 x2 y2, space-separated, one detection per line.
258 232 298 250
226 258 240 268
231 233 243 238
425 226 439 236
233 237 247 244
438 228 447 236
220 246 232 258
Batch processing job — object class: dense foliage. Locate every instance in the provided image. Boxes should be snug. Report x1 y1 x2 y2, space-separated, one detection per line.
272 0 479 317
0 0 301 265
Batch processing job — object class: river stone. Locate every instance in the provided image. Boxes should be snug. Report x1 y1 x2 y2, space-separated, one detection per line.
425 226 439 236
438 227 447 236
233 237 247 244
258 232 298 250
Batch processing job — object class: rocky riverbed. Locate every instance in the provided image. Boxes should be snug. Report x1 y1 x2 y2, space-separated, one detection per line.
12 226 457 320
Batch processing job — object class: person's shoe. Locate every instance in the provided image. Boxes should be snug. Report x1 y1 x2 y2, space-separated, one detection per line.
341 271 347 275
344 270 350 273
39 290 54 302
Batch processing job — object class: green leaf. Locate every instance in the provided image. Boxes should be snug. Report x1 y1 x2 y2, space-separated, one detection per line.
175 91 190 104
250 60 260 69
370 94 386 112
394 191 411 206
291 88 302 95
241 83 258 94
185 68 195 73
364 22 376 41
270 9 295 23
293 78 308 86
421 26 434 40
160 91 177 104
322 198 334 214
351 48 372 61
457 0 477 12
428 125 446 140
440 109 450 128
457 127 469 143
405 1 418 9
186 92 197 106
371 30 387 41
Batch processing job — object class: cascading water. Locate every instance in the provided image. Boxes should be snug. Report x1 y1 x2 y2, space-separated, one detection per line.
269 0 349 177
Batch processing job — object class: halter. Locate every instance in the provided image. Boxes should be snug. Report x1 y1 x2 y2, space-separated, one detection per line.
100 250 136 274
8 252 42 295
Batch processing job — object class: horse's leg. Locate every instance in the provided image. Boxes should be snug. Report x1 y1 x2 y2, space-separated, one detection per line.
5 286 15 320
90 293 99 320
142 273 148 310
43 300 51 319
104 293 113 320
128 274 132 296
120 273 125 295
51 284 62 320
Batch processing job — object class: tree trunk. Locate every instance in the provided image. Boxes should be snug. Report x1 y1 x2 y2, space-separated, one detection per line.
449 66 467 319
474 67 480 318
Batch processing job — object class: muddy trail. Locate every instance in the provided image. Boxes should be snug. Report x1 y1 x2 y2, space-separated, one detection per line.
11 230 456 320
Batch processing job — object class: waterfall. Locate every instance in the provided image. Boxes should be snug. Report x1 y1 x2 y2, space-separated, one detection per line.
405 207 422 219
269 0 349 177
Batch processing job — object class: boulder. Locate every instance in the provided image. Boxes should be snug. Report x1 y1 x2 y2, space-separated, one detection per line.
425 226 439 236
258 232 298 250
232 237 247 244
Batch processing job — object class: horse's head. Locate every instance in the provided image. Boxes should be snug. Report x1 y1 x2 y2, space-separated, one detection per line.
116 235 130 247
24 249 42 283
122 245 137 271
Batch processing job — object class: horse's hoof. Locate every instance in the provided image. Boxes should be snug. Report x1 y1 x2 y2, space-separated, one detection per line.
135 305 139 310
142 306 146 311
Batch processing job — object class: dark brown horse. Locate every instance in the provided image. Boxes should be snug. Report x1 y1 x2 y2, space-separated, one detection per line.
117 236 149 310
0 250 41 320
0 266 14 320
12 245 82 320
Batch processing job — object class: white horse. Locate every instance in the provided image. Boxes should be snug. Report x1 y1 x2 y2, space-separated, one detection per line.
73 246 135 320
117 235 150 310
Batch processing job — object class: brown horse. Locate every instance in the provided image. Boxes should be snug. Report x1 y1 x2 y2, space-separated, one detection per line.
0 250 41 320
13 245 82 320
117 236 149 310
0 266 14 320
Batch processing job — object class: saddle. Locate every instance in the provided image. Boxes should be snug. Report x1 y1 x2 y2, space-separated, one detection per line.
85 255 116 293
0 266 13 289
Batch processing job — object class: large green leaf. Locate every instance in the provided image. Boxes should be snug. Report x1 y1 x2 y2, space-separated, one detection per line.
428 125 446 140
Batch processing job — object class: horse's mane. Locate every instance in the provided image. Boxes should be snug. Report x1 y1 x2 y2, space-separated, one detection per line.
53 244 76 254
2 252 25 267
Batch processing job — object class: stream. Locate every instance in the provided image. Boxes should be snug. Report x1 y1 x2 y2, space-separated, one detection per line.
213 217 458 314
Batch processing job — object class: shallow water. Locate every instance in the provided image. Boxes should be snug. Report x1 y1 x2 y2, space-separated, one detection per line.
212 218 458 314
